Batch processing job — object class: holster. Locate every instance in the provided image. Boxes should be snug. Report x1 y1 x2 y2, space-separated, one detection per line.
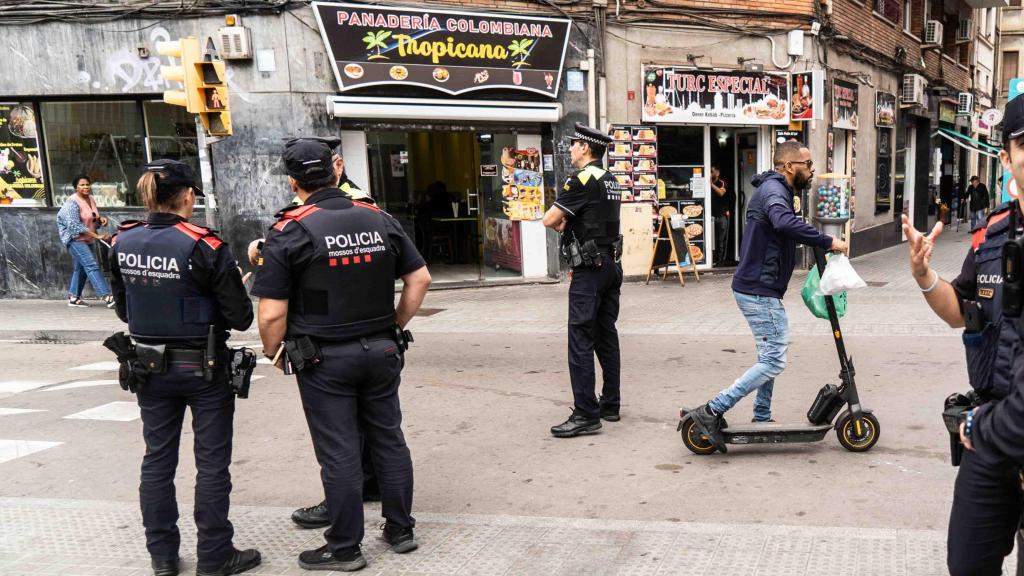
284 336 323 373
227 348 257 398
943 391 980 467
579 239 602 268
101 332 152 393
561 235 584 268
611 234 624 263
392 324 414 352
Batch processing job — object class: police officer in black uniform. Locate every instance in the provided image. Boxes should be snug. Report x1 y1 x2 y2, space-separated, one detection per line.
543 123 622 438
109 160 261 576
903 95 1024 575
245 137 382 531
251 139 431 572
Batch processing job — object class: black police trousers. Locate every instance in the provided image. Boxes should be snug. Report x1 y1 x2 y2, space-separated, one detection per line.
136 360 235 570
296 337 415 552
947 443 1023 575
568 254 623 419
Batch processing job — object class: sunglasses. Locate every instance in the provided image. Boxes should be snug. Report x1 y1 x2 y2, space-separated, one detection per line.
788 159 814 168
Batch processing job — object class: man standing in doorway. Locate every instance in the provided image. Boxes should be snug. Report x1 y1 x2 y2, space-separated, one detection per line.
543 123 622 438
710 165 734 266
969 176 991 231
686 141 848 453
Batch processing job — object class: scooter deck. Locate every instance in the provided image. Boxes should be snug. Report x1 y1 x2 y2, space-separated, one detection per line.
721 422 832 445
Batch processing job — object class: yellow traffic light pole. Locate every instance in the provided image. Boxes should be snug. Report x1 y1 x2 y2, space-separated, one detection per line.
156 36 232 228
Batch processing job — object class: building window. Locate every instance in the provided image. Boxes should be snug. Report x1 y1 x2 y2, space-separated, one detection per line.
143 101 199 183
876 0 901 23
1004 51 1020 92
903 0 912 32
923 0 931 31
41 101 147 207
1012 0 1021 7
0 102 45 206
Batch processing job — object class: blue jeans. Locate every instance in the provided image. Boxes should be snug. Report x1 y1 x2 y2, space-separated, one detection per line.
709 292 789 421
67 240 110 298
971 209 986 230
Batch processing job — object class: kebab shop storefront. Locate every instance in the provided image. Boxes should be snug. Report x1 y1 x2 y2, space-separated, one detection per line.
312 2 572 285
619 66 817 276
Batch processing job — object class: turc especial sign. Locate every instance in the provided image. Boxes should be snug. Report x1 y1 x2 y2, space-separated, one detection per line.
312 2 571 97
641 66 791 125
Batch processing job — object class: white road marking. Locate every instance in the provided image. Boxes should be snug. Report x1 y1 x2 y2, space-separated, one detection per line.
0 381 51 395
45 380 119 392
251 375 265 381
64 402 139 422
69 362 120 372
0 440 62 464
256 358 272 365
0 408 45 416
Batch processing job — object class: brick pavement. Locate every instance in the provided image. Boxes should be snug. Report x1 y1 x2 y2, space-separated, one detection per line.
0 497 983 576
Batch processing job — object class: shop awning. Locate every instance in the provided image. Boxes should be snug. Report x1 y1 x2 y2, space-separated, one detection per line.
327 96 562 124
934 127 1002 159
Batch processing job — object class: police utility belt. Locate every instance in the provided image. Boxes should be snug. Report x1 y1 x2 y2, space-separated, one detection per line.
280 324 414 375
562 232 623 268
102 327 257 398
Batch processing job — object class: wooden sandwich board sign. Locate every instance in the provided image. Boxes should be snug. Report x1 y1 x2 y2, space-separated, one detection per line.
645 207 700 286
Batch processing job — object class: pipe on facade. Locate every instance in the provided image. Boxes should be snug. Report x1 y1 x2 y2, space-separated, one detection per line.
763 34 795 70
599 76 608 131
587 48 597 128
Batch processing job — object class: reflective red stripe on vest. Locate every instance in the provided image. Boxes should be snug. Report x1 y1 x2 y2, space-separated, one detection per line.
272 204 322 232
172 222 222 250
973 211 1011 250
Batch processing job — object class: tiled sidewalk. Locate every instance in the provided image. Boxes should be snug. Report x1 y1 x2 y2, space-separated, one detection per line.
0 497 1002 576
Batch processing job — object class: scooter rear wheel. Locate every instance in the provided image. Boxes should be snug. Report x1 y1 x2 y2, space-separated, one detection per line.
680 415 718 455
836 413 880 452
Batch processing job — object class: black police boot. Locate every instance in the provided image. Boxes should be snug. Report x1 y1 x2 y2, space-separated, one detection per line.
297 545 366 571
292 500 330 529
599 397 620 422
151 557 180 576
688 404 727 453
550 410 602 438
382 523 419 554
195 548 261 576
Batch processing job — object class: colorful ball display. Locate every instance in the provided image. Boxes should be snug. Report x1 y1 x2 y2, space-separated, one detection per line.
816 185 849 219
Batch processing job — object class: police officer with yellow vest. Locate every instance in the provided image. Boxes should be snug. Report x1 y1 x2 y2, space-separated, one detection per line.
543 123 623 438
252 139 431 572
108 160 261 576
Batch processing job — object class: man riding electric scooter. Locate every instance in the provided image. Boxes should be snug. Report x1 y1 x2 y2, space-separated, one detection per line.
686 141 848 453
904 95 1024 576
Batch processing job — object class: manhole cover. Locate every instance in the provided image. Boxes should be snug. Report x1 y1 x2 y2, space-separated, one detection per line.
416 308 446 317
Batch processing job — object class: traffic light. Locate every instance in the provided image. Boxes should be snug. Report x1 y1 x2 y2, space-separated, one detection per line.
156 36 232 137
155 37 202 112
195 38 232 137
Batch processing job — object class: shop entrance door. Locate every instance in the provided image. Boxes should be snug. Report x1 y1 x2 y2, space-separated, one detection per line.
476 134 528 281
734 129 759 262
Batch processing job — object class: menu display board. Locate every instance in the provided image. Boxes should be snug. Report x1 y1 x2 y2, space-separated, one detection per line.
875 91 896 128
312 2 571 97
641 66 791 125
676 199 706 265
832 79 859 130
608 124 658 202
790 71 823 121
0 103 44 205
501 147 543 220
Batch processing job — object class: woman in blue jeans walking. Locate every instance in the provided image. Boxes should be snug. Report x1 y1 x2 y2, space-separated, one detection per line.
56 175 114 308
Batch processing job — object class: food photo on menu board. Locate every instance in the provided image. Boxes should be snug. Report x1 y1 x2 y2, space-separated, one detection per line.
0 103 45 205
678 200 706 264
608 124 658 202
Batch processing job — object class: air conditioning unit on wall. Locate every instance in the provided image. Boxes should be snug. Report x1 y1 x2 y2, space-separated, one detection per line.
925 20 944 45
902 74 925 105
957 19 974 43
957 92 973 115
218 25 253 60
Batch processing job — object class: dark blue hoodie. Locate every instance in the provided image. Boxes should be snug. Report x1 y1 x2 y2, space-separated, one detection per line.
732 171 833 299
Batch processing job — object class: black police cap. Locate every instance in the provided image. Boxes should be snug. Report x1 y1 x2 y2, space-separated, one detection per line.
282 138 334 180
567 122 613 147
1005 96 1024 141
144 159 203 196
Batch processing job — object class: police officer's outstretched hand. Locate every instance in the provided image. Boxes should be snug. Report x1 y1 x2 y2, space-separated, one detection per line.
902 214 943 280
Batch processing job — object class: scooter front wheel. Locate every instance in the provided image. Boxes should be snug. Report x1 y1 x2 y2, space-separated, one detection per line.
680 415 718 455
836 413 880 452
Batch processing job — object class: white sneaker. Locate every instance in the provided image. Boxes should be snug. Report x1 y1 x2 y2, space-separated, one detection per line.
68 298 89 308
104 295 116 309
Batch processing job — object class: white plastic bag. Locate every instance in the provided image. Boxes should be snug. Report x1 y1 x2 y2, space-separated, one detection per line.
816 254 866 296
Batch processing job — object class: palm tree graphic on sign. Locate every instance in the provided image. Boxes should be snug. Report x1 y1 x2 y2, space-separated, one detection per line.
363 30 392 60
508 39 534 68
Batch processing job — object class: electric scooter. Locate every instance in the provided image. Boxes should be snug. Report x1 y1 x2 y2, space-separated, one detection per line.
677 247 880 454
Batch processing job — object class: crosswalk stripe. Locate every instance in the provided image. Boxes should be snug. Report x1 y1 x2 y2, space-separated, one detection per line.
45 380 119 392
0 440 62 464
64 402 139 422
0 408 45 416
69 361 121 372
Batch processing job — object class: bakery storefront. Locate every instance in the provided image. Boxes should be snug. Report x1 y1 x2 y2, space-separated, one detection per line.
618 66 801 273
312 2 571 284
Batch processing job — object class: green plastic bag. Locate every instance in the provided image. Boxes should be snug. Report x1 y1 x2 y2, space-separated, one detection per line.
801 265 847 320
